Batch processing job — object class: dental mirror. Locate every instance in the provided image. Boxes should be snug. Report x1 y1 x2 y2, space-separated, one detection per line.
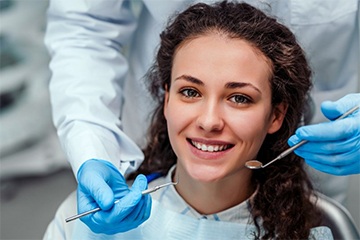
245 105 359 170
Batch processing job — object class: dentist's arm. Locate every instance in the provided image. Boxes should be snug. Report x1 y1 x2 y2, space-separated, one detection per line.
288 93 360 175
45 0 144 177
45 0 148 233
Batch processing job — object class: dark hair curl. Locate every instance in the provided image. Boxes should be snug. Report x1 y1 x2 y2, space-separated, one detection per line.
133 1 320 239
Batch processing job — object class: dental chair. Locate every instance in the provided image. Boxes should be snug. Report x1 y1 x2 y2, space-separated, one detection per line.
313 192 360 240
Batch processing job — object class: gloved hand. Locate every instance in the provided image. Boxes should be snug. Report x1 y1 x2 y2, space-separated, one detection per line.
288 93 360 176
77 159 151 234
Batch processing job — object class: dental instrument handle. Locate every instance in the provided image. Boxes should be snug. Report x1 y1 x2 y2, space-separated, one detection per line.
65 181 178 223
65 207 102 223
261 140 307 168
261 105 359 169
141 186 160 195
65 190 154 223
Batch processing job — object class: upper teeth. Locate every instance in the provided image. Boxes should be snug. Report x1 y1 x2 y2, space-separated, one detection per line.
191 140 229 152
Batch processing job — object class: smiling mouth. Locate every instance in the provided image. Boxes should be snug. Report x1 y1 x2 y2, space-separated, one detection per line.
188 139 234 152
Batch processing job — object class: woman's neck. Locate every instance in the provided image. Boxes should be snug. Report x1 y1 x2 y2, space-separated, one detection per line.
173 165 254 215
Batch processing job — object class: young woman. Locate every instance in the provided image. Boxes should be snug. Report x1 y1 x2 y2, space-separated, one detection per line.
44 1 333 239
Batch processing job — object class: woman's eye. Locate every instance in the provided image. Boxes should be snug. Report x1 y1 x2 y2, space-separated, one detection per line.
180 88 200 98
229 94 251 104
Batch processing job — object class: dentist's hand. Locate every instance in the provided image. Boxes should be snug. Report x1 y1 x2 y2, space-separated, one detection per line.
77 159 151 234
288 93 360 175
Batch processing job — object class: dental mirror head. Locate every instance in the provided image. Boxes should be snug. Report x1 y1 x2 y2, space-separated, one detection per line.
245 160 263 169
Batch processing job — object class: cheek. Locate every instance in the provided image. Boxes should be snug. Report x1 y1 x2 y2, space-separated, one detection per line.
164 89 199 126
165 110 178 136
164 98 191 136
164 103 194 159
228 110 272 142
167 107 194 131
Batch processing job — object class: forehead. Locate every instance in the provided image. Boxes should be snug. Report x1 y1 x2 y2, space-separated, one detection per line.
176 32 272 68
172 33 273 87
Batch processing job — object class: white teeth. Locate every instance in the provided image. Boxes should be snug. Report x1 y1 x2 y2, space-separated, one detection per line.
191 140 229 152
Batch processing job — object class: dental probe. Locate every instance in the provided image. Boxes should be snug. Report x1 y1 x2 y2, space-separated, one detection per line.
245 105 359 170
65 180 178 223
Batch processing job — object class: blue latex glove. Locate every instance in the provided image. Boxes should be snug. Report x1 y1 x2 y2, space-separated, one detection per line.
288 93 360 176
77 159 151 234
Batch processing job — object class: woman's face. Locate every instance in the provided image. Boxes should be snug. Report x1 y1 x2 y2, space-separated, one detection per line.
164 33 286 183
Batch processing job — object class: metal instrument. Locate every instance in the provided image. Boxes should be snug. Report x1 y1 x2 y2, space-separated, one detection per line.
65 179 178 223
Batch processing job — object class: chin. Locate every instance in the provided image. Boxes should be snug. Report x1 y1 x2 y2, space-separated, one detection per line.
185 163 228 183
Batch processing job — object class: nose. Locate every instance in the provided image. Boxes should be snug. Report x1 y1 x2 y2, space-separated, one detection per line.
196 101 224 132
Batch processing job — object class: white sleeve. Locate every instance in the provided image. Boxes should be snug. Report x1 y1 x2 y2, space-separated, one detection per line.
44 0 144 177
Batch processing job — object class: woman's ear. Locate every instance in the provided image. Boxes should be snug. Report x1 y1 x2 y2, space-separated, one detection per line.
163 84 169 119
267 102 288 134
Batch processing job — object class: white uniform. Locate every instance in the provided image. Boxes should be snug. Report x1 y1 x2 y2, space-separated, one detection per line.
43 166 333 239
45 0 359 202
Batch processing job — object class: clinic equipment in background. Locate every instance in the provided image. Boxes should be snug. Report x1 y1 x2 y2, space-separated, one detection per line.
245 105 359 170
0 0 68 184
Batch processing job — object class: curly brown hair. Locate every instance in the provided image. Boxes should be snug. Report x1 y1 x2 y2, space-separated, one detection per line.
133 1 321 239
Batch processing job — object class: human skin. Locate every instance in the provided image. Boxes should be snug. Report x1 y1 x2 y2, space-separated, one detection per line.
163 33 286 215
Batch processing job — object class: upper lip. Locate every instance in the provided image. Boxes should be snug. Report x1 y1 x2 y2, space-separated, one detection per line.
187 137 234 146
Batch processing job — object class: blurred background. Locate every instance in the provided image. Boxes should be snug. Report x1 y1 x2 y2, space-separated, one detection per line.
0 1 359 240
0 1 76 239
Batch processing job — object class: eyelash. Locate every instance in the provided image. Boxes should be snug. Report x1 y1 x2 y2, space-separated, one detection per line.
179 88 252 105
179 88 200 98
228 94 252 105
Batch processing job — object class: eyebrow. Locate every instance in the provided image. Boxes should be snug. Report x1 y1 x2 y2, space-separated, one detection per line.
175 75 204 85
225 82 261 93
175 74 261 93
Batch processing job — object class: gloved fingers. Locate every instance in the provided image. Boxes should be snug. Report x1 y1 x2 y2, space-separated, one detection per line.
131 174 148 192
125 174 152 221
288 135 301 146
112 174 149 218
321 93 360 120
294 117 359 142
95 195 152 235
113 194 152 233
90 196 150 234
109 175 151 228
143 194 152 220
77 159 131 210
92 174 148 224
78 159 128 190
92 189 141 224
78 172 115 210
306 159 359 176
91 160 130 195
78 190 143 234
289 135 359 155
116 196 147 226
294 148 359 167
123 194 152 222
77 190 100 224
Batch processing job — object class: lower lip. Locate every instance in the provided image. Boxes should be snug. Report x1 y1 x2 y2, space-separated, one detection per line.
187 141 233 160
